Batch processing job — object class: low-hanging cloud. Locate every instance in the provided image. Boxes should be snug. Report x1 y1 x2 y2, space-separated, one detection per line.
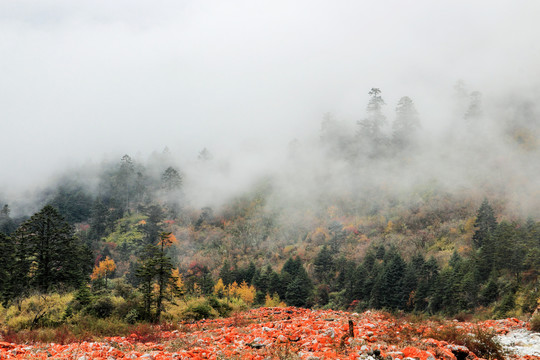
1 0 540 217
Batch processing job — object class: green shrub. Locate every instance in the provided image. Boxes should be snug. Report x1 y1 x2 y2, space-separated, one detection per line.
87 296 114 318
494 292 516 319
208 296 232 317
74 285 93 306
5 293 73 330
109 295 129 318
227 297 248 313
530 313 540 332
111 278 137 299
181 299 219 321
125 309 139 324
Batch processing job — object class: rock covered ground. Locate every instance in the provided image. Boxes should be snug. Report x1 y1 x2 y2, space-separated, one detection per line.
0 307 538 359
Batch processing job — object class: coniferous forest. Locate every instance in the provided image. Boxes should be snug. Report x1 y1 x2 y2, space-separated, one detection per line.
1 87 540 333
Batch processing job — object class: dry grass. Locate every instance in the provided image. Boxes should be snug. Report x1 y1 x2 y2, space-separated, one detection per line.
427 323 506 360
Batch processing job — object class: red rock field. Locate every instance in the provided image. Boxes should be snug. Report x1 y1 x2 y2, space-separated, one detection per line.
1 307 538 359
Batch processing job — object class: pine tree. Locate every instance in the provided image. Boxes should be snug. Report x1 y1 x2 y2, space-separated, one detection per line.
15 205 88 292
392 96 420 151
492 222 517 274
161 167 183 192
455 262 479 310
267 269 283 299
219 260 234 285
285 270 312 307
0 233 15 305
283 257 312 307
116 155 136 212
244 261 257 285
282 257 301 277
357 88 389 157
135 232 178 322
350 264 367 304
314 245 334 283
472 199 497 249
479 277 499 306
381 250 407 309
137 243 158 321
155 233 177 322
141 205 164 246
0 204 16 235
89 200 109 241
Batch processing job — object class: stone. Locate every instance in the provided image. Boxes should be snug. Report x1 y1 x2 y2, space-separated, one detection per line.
325 328 336 338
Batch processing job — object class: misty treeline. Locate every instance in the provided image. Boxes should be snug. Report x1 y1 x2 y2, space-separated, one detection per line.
1 192 540 320
0 84 540 323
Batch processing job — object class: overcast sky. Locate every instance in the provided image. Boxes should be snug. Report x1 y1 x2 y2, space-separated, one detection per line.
1 0 540 193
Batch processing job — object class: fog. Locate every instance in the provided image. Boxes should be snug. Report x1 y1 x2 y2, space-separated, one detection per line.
1 1 540 217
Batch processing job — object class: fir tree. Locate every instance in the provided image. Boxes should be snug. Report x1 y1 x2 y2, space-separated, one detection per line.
392 96 420 151
15 205 88 292
472 199 497 249
357 88 388 158
0 233 15 305
314 245 334 283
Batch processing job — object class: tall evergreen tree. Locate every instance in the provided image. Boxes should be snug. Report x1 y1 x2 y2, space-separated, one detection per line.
0 233 15 305
161 167 183 192
283 257 312 307
414 256 439 312
155 233 177 322
136 232 177 322
472 199 497 249
357 88 389 157
392 96 420 151
14 205 88 292
219 260 234 285
115 154 136 212
381 250 407 309
349 263 367 304
141 205 164 246
0 204 16 235
89 199 109 241
313 245 334 283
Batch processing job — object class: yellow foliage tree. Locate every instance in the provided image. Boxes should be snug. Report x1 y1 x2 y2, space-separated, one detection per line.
213 278 226 298
170 268 186 298
264 292 286 307
385 220 394 234
90 256 116 287
227 281 239 298
237 281 256 305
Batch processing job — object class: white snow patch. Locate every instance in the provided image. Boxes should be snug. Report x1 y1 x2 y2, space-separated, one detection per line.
497 329 540 357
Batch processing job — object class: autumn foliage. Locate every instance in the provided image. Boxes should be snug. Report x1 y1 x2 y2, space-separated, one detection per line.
90 256 116 286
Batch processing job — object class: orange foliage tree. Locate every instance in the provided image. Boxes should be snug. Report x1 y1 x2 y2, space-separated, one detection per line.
90 256 116 287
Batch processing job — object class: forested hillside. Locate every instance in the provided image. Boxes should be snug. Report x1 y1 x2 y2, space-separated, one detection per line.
1 87 540 330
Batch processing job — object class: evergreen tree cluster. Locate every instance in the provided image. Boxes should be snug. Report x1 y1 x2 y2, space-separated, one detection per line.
0 206 90 305
306 199 540 315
